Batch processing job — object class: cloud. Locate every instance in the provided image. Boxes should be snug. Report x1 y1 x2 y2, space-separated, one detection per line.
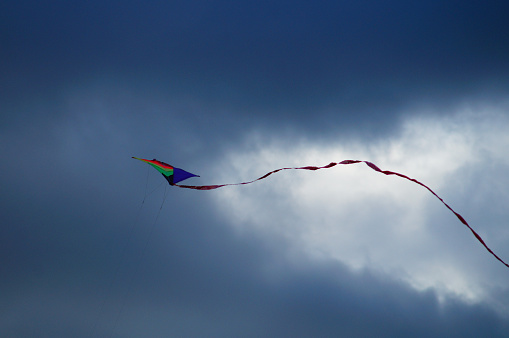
2 83 509 336
212 103 509 312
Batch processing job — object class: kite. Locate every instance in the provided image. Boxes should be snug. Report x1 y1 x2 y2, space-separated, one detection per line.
133 156 509 269
132 157 200 185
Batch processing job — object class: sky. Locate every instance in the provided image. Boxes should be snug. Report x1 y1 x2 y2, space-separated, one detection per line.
2 0 509 336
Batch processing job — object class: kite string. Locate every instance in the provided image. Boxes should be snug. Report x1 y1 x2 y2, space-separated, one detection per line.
176 159 509 269
91 166 152 335
111 184 169 336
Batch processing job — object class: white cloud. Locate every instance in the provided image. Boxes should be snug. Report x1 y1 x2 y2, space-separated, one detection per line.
211 104 509 313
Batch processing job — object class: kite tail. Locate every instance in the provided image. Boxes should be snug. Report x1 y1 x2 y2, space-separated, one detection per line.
175 160 509 269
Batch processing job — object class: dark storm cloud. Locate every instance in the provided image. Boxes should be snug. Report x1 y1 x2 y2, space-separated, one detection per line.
2 0 509 136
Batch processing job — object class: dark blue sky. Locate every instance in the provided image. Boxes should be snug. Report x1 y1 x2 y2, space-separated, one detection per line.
2 1 509 336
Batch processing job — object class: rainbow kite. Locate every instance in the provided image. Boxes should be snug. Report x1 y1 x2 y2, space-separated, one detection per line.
133 157 509 269
132 157 199 185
